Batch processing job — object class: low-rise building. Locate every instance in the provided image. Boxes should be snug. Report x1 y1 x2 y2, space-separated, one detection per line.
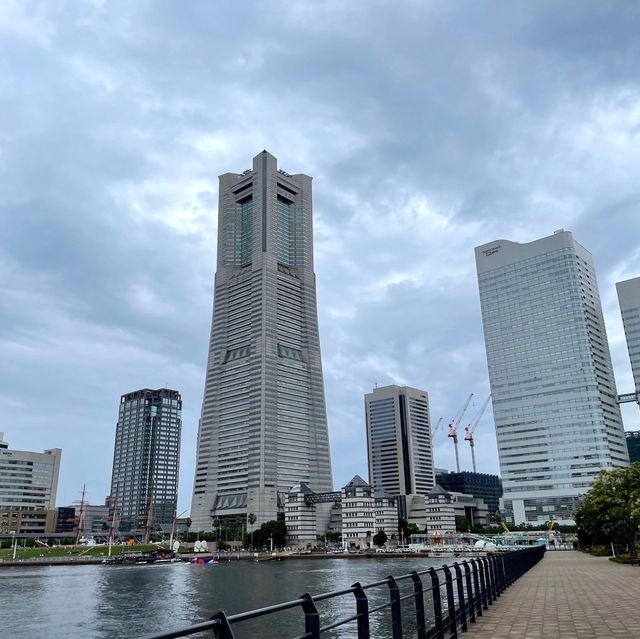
284 476 400 550
341 475 375 549
425 485 457 534
0 433 62 535
374 496 398 540
285 483 319 548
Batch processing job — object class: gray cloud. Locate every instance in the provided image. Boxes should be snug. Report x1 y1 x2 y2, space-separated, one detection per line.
2 0 640 509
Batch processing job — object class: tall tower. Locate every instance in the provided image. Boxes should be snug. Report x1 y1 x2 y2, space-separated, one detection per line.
476 230 629 525
364 385 435 497
191 151 333 531
109 388 182 532
616 276 640 395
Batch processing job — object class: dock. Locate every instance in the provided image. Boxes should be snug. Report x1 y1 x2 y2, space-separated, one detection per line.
465 551 640 638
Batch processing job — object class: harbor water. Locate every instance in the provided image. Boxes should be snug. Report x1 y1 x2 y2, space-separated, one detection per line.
0 556 459 638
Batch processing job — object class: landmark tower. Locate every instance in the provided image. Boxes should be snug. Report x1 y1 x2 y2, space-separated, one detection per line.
191 151 333 531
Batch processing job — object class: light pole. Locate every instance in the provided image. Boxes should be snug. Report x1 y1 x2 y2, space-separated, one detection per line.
11 531 17 560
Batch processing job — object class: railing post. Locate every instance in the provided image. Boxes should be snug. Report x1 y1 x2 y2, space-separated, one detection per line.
470 559 482 617
428 567 445 639
481 558 493 605
453 562 467 632
442 565 458 639
411 571 427 639
504 553 513 586
299 592 320 639
462 561 475 624
498 555 506 594
351 582 371 639
210 611 236 639
386 576 403 639
489 556 499 599
477 557 489 610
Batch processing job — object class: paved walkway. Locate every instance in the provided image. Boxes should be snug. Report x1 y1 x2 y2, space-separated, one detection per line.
464 551 640 638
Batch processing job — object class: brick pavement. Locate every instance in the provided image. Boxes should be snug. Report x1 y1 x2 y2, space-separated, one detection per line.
462 551 640 638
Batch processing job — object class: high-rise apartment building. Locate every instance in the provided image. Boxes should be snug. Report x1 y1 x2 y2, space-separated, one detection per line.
475 230 629 525
191 151 333 531
616 277 640 394
109 389 181 532
0 432 61 534
365 385 434 498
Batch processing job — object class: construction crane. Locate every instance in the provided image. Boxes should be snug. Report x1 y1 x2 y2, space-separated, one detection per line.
431 417 443 439
464 394 492 472
448 393 474 473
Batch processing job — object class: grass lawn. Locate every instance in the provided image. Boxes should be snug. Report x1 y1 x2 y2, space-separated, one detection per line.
0 544 164 560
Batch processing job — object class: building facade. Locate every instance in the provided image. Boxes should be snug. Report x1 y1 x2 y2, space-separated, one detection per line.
475 231 629 525
0 433 61 534
616 277 640 394
626 431 640 464
435 471 503 520
191 151 333 531
341 475 375 549
424 486 457 535
365 385 434 498
284 482 320 548
108 389 181 533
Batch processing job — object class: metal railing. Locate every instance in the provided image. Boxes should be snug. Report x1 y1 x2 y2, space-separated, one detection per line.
142 545 545 639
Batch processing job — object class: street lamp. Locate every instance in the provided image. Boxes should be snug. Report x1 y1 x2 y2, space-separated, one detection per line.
11 530 17 560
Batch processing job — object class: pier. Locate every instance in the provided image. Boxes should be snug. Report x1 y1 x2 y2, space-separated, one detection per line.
464 551 640 638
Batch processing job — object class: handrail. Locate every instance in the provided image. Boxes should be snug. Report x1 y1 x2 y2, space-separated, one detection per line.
140 545 545 639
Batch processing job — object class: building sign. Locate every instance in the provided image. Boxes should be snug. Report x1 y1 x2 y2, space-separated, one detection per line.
482 245 501 257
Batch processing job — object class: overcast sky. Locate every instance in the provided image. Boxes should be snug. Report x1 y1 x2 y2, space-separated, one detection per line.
2 1 640 512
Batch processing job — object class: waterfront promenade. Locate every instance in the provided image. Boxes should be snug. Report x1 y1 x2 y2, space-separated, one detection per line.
466 551 640 638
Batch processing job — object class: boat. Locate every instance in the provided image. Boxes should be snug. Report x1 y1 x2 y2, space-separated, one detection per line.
190 556 218 565
102 549 177 565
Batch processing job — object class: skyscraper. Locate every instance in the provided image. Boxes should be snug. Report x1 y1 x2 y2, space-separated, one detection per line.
616 276 640 395
191 151 333 531
109 388 181 532
475 230 629 525
364 385 434 498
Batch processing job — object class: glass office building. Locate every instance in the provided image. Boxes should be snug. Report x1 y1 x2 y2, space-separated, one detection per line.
109 388 181 532
365 385 435 497
475 231 628 524
190 151 333 531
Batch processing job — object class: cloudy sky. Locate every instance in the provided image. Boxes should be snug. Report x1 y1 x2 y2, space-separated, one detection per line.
3 1 640 512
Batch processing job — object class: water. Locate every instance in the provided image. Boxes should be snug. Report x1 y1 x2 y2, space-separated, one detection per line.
0 556 457 638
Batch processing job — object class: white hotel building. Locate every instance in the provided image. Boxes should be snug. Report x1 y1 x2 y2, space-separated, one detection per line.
475 231 628 525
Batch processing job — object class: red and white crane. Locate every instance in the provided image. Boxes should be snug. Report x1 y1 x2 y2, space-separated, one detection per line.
448 393 474 473
464 394 492 473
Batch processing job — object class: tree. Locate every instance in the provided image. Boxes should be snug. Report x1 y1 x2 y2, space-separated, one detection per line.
325 531 342 544
247 512 257 549
245 520 287 550
373 530 388 547
399 518 420 542
575 465 640 555
455 517 471 532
